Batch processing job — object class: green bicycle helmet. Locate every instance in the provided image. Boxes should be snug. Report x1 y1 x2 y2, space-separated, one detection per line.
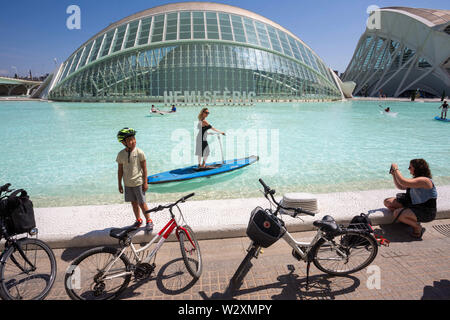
117 128 137 143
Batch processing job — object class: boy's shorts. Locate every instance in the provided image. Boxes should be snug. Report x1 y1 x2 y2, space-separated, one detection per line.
124 186 146 204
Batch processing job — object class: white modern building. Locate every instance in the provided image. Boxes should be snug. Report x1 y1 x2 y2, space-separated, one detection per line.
38 2 347 102
343 7 450 98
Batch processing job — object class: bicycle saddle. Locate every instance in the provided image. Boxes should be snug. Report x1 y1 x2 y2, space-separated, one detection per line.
313 215 340 233
109 226 140 240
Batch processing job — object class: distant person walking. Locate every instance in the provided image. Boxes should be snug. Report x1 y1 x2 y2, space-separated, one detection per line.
384 159 437 240
195 108 225 169
116 128 153 232
439 100 448 120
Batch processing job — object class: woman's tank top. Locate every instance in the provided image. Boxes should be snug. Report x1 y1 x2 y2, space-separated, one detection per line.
409 179 437 206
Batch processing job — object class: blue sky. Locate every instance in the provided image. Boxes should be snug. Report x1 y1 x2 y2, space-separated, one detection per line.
0 0 448 77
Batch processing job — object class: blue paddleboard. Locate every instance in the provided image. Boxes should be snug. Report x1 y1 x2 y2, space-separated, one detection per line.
435 117 450 122
148 156 259 184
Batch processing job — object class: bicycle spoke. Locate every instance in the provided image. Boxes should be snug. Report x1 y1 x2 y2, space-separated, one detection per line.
0 239 56 300
313 232 378 276
65 248 131 300
178 226 202 279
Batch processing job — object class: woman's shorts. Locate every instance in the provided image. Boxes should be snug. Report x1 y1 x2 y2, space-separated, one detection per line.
124 186 146 204
409 205 436 223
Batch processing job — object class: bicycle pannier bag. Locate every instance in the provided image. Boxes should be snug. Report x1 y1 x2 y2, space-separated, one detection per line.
6 190 36 235
342 213 373 247
246 207 285 248
396 191 411 207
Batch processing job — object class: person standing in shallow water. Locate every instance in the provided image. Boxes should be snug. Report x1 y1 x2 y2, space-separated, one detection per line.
439 100 448 119
195 108 225 169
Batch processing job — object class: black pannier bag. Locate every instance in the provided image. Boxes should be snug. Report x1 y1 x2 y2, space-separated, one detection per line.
246 207 286 248
342 213 373 247
2 189 36 235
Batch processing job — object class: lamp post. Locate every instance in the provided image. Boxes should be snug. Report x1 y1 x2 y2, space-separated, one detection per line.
206 44 211 94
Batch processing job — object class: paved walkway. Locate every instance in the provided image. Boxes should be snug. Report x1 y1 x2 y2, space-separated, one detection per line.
47 218 450 300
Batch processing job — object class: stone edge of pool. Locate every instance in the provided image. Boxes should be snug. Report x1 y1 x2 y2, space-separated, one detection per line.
21 185 450 249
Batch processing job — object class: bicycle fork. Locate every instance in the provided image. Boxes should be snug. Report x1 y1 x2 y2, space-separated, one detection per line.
10 242 37 274
246 242 263 259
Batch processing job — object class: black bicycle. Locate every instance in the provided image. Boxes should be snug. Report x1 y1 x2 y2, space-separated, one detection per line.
0 183 57 300
230 179 379 290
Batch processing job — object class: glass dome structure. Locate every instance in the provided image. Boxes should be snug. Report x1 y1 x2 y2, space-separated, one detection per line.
47 2 343 102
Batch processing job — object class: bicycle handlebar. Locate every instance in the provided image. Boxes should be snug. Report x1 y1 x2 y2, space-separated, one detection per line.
145 193 195 214
181 193 195 202
258 179 315 217
258 179 270 192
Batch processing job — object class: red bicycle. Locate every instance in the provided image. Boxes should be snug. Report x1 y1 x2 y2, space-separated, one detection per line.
64 193 202 300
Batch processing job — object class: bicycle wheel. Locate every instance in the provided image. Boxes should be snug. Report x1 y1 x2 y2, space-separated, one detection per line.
230 245 259 289
0 238 56 300
64 246 132 300
178 225 202 279
312 231 378 276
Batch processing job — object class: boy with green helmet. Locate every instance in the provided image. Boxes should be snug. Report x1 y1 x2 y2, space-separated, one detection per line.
116 128 153 232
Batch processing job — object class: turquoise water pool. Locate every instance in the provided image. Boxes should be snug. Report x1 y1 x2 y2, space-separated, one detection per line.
1 100 449 208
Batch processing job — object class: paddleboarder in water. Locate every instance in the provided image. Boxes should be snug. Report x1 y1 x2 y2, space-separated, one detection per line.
439 101 448 120
195 108 225 169
151 105 159 113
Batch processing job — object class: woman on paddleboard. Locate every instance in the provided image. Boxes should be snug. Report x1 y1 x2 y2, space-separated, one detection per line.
195 108 225 169
439 101 448 120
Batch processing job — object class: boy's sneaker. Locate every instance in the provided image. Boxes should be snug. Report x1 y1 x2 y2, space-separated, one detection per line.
145 220 154 233
132 219 143 229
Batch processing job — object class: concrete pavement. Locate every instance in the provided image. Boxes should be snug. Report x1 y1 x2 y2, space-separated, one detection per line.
47 218 450 300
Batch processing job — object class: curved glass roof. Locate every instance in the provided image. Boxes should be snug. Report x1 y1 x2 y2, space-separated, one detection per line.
55 2 337 88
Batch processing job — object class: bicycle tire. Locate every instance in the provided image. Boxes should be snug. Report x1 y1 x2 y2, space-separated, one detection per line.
0 238 57 300
230 245 259 289
311 230 378 276
178 225 202 279
64 246 132 300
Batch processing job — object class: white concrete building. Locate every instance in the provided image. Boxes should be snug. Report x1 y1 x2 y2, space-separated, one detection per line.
343 7 450 98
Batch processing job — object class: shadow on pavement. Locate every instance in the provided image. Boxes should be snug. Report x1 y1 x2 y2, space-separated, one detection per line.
421 279 450 300
115 258 199 299
374 223 422 243
155 258 199 295
200 264 360 300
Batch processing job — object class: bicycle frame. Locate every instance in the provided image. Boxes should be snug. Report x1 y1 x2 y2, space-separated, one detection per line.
100 209 196 281
248 226 348 263
255 180 349 262
282 229 322 259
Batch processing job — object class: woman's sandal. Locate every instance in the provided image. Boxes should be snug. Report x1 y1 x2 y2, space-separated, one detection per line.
411 227 426 240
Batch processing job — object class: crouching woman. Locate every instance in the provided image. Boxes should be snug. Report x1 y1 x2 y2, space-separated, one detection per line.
384 159 437 239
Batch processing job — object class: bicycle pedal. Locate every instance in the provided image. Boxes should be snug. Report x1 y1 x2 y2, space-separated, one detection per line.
292 249 302 261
